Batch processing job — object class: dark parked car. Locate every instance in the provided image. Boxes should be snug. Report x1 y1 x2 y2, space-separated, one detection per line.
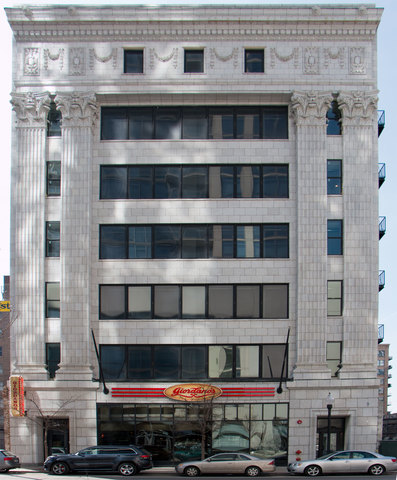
44 445 152 476
0 449 20 472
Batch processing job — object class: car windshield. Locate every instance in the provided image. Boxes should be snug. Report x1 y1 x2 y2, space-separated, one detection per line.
317 453 337 460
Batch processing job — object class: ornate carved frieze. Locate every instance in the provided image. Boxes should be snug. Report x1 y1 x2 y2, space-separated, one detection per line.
10 92 51 127
324 48 345 69
149 48 178 70
209 48 239 69
24 48 40 76
270 47 299 69
69 48 86 76
349 47 366 74
55 92 98 128
89 48 117 70
290 91 333 126
43 48 64 71
303 48 320 74
338 91 378 126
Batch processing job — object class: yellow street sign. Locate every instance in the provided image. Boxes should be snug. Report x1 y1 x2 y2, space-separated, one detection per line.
0 301 10 312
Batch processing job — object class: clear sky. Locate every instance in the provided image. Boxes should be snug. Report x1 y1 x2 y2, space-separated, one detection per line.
1 0 396 411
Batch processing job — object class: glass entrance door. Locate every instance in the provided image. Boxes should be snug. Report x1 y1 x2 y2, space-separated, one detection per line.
316 417 345 457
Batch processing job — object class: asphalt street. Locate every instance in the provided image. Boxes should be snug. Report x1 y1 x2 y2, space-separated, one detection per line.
2 467 397 480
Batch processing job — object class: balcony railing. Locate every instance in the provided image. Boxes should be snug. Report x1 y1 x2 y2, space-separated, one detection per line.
379 163 386 188
378 324 384 343
379 271 385 291
378 110 385 136
379 216 386 239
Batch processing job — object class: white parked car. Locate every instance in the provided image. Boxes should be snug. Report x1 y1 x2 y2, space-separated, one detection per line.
176 452 275 477
288 450 397 476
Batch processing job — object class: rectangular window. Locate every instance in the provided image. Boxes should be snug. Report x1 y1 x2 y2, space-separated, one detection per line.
327 280 343 316
101 164 289 199
208 285 234 319
128 226 152 258
326 341 342 377
262 224 289 258
128 286 151 319
262 165 288 198
46 221 60 257
100 343 287 381
154 285 179 319
236 285 260 318
100 223 290 259
184 49 204 73
182 286 206 319
262 284 288 319
47 161 61 196
101 106 288 140
327 220 343 255
124 50 144 73
327 160 342 195
245 49 264 73
100 285 125 319
46 343 60 379
46 282 60 318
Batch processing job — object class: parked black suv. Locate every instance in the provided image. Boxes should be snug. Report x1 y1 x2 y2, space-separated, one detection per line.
43 445 153 476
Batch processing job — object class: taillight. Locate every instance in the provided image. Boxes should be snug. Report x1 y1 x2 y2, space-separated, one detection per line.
140 455 150 459
3 457 13 461
392 458 397 463
269 460 275 465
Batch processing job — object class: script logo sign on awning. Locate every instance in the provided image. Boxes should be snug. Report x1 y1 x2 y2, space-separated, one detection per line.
164 383 222 402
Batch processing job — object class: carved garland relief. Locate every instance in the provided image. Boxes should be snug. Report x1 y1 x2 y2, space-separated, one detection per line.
23 46 367 76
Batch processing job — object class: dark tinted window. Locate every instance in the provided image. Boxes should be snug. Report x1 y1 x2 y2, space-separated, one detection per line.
128 166 153 199
101 108 128 140
263 107 288 139
154 225 181 258
154 346 179 378
129 108 153 139
46 343 60 378
263 224 289 258
182 167 208 198
184 50 204 73
100 226 127 259
245 49 264 73
182 108 208 139
154 166 181 198
124 50 143 73
327 160 342 195
326 101 342 135
47 161 61 196
236 107 261 139
47 101 62 136
262 165 288 198
128 226 152 258
101 166 128 199
181 346 206 378
46 221 60 257
155 108 181 139
328 220 343 255
101 346 126 380
182 225 208 258
209 108 234 139
128 346 152 379
46 282 60 318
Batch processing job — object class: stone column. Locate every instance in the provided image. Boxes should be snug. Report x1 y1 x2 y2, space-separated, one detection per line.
290 91 332 379
338 90 379 379
10 92 51 379
55 92 97 381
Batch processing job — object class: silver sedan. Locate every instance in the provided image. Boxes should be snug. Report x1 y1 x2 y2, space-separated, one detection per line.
288 450 397 476
176 452 275 477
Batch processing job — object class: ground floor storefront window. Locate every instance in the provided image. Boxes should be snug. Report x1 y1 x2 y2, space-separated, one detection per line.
97 402 288 465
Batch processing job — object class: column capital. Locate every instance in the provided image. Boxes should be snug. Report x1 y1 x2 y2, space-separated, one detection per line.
338 90 378 126
55 92 98 128
290 91 333 126
10 91 51 127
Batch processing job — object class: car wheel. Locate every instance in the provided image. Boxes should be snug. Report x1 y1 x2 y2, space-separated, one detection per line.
304 465 322 477
184 466 200 477
50 462 69 475
368 464 385 476
245 465 261 477
118 462 138 476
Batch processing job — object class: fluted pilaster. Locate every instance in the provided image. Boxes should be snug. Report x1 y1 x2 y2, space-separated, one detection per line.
10 92 51 379
338 90 379 379
55 92 97 380
290 91 332 379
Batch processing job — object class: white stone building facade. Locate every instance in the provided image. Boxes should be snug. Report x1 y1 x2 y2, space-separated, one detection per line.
6 4 383 465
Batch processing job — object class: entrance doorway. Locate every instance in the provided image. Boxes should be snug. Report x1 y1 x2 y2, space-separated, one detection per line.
46 418 69 455
316 417 345 457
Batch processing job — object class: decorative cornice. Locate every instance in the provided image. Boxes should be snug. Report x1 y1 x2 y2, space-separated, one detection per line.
290 91 333 126
338 91 378 125
10 92 51 127
55 92 98 128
